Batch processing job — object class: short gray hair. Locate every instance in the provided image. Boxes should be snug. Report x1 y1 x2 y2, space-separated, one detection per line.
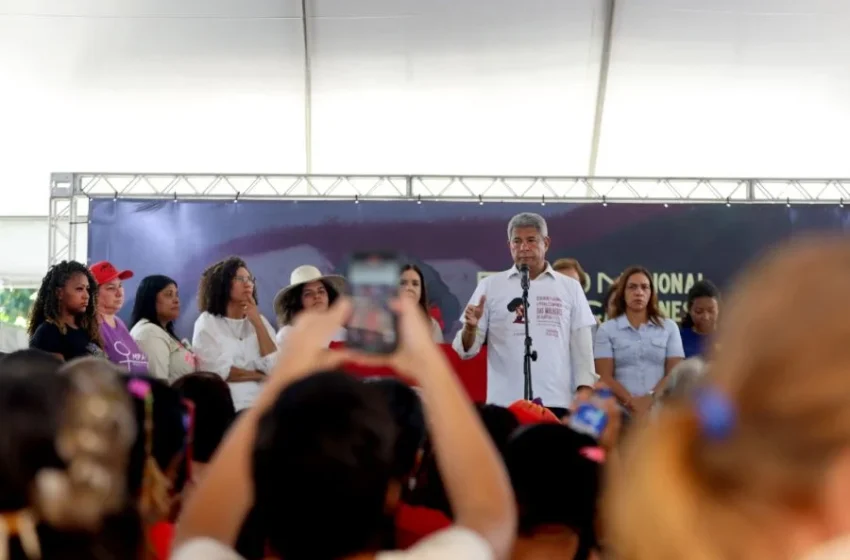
507 212 548 241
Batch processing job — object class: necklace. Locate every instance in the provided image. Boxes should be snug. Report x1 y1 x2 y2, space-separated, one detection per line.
224 317 245 341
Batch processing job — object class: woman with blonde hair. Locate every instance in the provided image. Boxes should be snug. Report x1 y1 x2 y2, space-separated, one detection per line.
607 237 850 560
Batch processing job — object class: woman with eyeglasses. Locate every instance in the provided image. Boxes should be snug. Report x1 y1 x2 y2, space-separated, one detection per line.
191 257 278 411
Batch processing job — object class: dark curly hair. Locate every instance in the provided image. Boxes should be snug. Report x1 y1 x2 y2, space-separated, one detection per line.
278 280 340 327
197 256 257 317
27 260 102 347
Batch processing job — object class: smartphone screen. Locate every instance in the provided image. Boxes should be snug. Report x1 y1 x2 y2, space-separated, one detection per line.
346 252 400 354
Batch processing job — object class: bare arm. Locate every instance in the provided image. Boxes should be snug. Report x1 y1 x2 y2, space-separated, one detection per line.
461 324 479 352
174 303 356 548
595 358 633 407
651 356 684 394
454 294 487 357
393 298 516 558
250 318 277 358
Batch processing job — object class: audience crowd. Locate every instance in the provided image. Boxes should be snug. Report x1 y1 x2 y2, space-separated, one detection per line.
5 211 848 560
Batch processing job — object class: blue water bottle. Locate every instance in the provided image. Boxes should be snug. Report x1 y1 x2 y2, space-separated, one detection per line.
569 388 613 440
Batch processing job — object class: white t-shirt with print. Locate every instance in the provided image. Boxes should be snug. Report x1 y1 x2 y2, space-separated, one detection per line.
171 527 493 560
191 312 278 411
452 264 596 408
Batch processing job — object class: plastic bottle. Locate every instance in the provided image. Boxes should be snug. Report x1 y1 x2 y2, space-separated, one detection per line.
569 388 613 440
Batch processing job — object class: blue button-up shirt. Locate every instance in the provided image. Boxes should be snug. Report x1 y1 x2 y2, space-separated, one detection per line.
593 315 685 396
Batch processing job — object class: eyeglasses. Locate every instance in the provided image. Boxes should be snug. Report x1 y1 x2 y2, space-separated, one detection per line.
234 275 255 284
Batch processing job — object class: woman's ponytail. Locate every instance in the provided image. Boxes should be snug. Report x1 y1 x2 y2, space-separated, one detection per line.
605 407 733 560
34 358 136 532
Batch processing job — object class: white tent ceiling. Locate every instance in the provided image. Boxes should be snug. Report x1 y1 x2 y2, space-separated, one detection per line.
3 0 850 283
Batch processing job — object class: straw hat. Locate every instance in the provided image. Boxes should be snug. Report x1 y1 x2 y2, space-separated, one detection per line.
273 265 347 318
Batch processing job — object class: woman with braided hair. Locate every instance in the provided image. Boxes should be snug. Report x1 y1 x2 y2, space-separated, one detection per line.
28 260 105 362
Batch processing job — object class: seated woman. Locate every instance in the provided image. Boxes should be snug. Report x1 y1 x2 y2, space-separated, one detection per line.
593 266 684 417
130 275 198 383
90 261 149 373
273 265 347 347
28 260 106 362
679 279 720 358
192 257 278 411
399 264 443 343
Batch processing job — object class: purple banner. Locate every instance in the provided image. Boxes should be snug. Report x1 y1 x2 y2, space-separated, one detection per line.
88 199 850 340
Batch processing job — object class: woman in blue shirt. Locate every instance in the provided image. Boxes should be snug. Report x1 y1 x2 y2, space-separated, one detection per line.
594 266 685 416
679 280 720 358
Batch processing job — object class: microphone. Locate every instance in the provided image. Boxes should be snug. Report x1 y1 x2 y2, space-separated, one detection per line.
519 263 530 290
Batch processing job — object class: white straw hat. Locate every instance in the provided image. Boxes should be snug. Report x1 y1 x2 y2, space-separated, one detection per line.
273 265 347 317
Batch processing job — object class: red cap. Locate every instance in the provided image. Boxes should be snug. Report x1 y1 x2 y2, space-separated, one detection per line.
508 400 561 426
89 261 133 285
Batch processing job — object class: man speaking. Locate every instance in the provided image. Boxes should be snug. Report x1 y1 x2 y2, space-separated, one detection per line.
451 212 597 416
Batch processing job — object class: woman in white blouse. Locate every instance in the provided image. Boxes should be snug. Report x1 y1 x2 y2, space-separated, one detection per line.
129 275 198 382
192 257 278 411
400 263 444 343
273 265 347 347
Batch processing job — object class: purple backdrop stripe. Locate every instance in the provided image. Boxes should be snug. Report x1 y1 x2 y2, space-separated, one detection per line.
88 199 850 340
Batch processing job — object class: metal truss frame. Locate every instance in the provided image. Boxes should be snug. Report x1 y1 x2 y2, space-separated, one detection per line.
48 172 850 266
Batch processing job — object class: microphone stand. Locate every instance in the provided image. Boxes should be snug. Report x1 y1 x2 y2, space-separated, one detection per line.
520 266 538 401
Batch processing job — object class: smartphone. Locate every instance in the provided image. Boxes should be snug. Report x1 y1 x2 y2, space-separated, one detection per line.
346 252 401 354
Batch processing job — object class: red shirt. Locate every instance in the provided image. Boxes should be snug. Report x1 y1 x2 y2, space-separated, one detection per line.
395 504 452 549
149 522 175 559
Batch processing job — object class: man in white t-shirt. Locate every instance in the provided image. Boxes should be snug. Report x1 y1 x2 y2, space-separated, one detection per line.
452 212 597 414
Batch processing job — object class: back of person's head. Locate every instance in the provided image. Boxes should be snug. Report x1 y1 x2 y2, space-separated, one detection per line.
477 403 521 455
124 374 189 524
0 367 68 512
407 403 519 518
507 425 600 539
172 372 236 463
253 372 397 560
608 237 850 560
654 358 707 408
0 356 141 559
365 378 425 478
0 349 63 377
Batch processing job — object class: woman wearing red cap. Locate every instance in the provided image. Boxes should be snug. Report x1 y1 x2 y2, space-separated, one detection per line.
90 261 150 374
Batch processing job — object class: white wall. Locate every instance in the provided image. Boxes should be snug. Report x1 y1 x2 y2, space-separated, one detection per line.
308 0 604 175
3 0 850 282
597 0 850 177
0 0 307 218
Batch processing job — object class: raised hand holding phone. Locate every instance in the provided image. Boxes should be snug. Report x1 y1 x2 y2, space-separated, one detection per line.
346 252 401 354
